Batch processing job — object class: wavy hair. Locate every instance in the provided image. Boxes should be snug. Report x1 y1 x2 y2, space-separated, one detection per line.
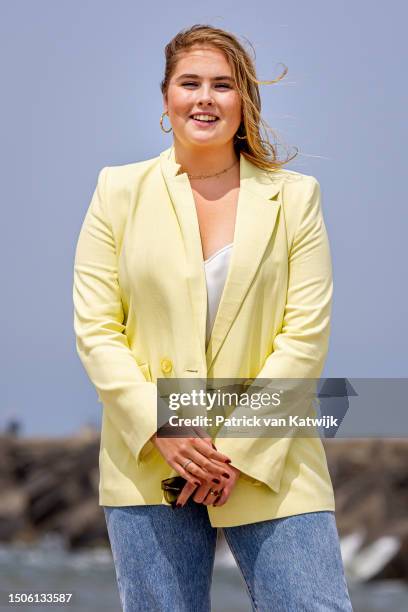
160 24 298 171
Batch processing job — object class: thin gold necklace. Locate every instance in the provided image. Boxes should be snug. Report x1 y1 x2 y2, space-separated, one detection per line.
184 159 239 180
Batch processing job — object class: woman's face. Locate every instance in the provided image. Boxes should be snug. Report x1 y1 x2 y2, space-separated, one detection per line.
163 45 242 150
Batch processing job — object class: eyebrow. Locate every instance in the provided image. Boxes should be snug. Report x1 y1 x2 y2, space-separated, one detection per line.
175 73 235 82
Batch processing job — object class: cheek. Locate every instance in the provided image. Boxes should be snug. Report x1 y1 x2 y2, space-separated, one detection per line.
169 93 191 114
222 95 242 120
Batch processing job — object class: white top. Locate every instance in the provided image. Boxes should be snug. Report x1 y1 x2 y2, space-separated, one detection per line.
204 243 233 347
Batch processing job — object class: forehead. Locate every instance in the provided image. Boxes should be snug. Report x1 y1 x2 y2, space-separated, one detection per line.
173 46 232 75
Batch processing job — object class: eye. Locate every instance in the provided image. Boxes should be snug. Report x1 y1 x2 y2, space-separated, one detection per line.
181 82 232 89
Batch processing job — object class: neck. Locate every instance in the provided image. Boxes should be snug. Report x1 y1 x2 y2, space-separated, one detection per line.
173 139 238 177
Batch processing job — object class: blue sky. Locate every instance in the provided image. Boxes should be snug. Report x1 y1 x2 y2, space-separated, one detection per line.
1 1 406 436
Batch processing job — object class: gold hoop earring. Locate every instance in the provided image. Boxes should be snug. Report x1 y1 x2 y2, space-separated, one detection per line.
235 122 247 140
160 111 173 133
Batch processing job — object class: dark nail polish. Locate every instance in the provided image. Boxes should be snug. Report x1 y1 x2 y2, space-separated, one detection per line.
223 473 230 478
176 503 182 507
212 478 220 484
194 481 201 487
225 459 232 463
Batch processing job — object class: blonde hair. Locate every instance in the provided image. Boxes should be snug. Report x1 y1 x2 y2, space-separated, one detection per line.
160 24 298 172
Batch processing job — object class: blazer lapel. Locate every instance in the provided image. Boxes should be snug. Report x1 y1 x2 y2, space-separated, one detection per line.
160 146 209 359
159 145 286 372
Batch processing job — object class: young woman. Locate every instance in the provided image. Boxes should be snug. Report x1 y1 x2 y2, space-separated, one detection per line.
73 23 353 612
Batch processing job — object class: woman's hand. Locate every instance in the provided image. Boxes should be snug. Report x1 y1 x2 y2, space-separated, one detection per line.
175 437 241 507
151 424 232 488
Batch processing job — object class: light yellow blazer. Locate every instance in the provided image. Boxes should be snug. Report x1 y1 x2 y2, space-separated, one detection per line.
73 144 335 527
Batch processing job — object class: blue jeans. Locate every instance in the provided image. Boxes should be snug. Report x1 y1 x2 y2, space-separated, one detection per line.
103 499 353 612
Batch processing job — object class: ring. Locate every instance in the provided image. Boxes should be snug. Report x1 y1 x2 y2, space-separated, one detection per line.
209 489 216 495
183 459 193 471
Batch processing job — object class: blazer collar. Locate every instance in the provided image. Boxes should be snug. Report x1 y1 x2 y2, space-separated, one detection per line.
159 144 286 372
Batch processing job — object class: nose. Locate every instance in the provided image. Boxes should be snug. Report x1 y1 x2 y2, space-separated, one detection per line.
196 84 215 106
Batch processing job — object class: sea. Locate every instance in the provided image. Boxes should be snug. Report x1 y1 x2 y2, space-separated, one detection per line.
0 534 407 611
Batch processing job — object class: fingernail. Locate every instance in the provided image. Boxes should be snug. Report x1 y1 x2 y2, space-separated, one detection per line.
212 478 220 484
176 503 182 507
194 481 201 487
225 459 232 463
222 473 230 479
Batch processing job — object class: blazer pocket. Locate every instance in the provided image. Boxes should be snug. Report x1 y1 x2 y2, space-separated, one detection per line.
139 362 152 382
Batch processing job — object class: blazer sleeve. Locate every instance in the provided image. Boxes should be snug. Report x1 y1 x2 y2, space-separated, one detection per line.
72 166 157 465
214 177 333 493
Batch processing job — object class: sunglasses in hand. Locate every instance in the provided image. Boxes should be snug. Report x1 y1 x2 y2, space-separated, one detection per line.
161 476 188 508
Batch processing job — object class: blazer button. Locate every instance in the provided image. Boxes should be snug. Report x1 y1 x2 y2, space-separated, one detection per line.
160 358 173 374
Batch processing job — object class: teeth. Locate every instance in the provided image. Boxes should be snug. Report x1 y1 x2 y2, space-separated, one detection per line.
191 114 218 122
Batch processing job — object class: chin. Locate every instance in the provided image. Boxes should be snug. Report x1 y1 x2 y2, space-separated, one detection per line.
185 137 220 146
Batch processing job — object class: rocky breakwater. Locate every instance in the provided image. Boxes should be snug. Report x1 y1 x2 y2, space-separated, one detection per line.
0 429 103 549
0 432 407 581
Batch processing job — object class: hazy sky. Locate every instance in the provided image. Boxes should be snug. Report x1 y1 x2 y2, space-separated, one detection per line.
1 1 406 436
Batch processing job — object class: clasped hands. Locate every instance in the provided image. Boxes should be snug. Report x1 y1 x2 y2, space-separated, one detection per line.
151 423 240 507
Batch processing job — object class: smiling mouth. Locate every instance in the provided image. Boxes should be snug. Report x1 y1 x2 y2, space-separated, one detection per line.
190 117 222 130
189 116 220 124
